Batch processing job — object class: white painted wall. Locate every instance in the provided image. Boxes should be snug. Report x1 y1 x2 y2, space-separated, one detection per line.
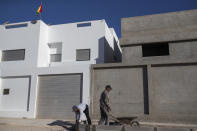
0 19 120 118
0 77 30 111
0 21 40 68
37 21 49 67
47 20 106 65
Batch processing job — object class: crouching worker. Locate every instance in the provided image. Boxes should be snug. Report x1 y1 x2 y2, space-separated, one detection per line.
72 103 92 125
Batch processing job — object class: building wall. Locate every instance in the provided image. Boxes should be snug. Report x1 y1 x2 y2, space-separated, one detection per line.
120 9 197 45
37 21 49 67
122 41 197 64
150 65 197 116
0 20 120 118
91 9 197 123
48 20 107 65
91 65 146 119
91 63 197 123
0 77 30 111
0 21 40 68
0 64 90 118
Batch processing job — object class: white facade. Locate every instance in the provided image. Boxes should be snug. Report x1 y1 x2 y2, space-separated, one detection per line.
0 20 121 119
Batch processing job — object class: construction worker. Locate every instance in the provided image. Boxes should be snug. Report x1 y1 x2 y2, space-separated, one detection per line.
72 103 92 125
98 85 112 125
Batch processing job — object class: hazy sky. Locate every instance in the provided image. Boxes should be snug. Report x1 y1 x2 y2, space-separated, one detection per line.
0 0 197 37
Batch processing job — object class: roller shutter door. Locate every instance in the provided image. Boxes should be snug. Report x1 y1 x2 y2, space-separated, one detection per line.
36 74 82 119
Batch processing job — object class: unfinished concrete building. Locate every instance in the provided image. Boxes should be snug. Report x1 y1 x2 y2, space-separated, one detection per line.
91 9 197 123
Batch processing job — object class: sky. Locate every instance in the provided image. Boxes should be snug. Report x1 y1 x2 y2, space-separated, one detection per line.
0 0 197 38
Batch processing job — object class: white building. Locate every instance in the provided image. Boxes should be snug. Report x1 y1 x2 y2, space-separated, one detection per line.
0 20 121 119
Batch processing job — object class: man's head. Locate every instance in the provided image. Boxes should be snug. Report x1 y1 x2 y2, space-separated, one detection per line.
105 85 112 92
72 105 79 113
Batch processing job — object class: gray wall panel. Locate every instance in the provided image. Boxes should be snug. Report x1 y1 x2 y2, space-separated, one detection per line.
151 65 197 115
92 67 145 119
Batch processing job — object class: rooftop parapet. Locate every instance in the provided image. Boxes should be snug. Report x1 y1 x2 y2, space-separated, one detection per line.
120 9 197 46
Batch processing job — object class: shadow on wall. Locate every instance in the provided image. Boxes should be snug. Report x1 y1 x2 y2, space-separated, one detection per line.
96 37 122 64
143 66 149 114
113 38 122 62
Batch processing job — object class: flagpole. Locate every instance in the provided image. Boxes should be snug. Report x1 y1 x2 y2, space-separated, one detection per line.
40 0 42 21
40 12 42 21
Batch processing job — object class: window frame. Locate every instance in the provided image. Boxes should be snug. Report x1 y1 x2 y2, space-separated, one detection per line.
76 49 91 61
142 43 170 57
1 49 25 61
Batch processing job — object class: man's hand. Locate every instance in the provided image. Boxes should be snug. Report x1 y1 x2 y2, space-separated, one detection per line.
76 120 79 124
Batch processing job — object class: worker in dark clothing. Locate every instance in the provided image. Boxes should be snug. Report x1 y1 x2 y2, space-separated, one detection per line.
98 85 112 125
72 103 92 125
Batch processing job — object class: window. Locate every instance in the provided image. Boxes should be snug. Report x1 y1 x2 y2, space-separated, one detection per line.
48 42 62 62
142 43 169 57
1 49 25 61
76 49 90 61
77 22 91 27
3 89 10 95
50 54 61 62
5 23 28 29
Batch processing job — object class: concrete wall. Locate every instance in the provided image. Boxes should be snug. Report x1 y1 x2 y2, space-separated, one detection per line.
90 9 197 123
149 64 197 121
91 66 146 119
122 41 197 64
120 9 197 45
91 62 197 123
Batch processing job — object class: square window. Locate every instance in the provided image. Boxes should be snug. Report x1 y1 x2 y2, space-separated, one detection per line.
76 49 90 61
50 54 62 62
48 42 62 62
3 89 9 95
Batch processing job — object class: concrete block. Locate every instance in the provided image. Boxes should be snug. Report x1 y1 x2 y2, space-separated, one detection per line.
77 124 90 131
95 125 122 131
0 125 60 131
124 127 154 131
157 127 190 131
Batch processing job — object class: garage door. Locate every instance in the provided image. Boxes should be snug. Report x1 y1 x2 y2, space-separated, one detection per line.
36 74 82 119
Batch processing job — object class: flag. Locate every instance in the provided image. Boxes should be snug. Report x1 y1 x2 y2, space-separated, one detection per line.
37 4 42 16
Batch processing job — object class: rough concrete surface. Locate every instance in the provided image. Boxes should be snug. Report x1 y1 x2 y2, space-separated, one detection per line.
122 41 197 65
90 9 197 124
120 9 197 45
157 127 190 131
95 125 123 131
0 125 66 131
0 118 74 131
123 127 154 131
91 67 145 119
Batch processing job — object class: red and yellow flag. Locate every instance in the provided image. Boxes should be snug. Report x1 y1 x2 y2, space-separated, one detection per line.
37 4 42 16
